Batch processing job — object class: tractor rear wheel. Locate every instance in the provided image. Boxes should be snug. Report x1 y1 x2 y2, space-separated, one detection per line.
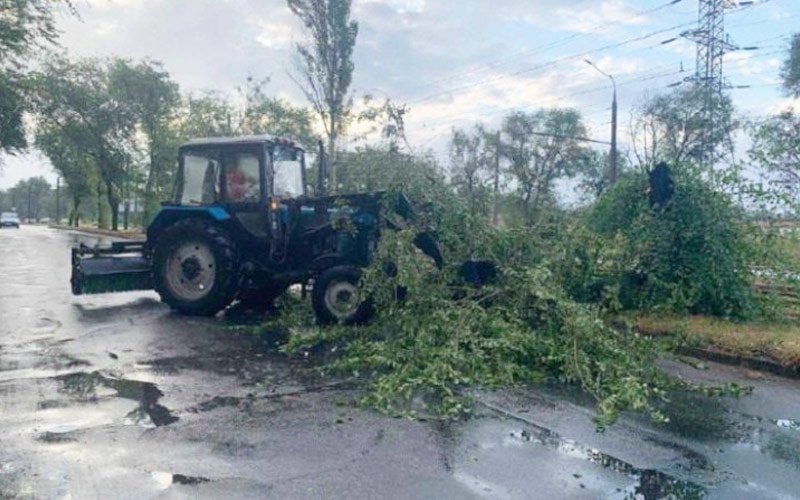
312 265 372 325
153 219 239 316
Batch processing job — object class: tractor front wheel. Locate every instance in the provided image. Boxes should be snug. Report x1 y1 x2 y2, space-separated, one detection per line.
312 265 372 325
153 219 239 316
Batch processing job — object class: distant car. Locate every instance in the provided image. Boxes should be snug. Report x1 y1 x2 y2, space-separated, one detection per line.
0 212 21 228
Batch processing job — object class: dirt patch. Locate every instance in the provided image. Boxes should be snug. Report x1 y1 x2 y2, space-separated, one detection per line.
629 314 800 373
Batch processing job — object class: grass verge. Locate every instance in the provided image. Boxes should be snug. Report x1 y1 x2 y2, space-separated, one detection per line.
628 314 800 368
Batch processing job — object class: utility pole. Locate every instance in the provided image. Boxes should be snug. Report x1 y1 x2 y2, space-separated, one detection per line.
585 59 618 185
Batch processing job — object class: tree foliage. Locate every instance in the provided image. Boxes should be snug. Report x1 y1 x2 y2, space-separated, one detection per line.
279 178 745 428
2 176 52 221
32 56 136 230
750 111 800 203
35 120 96 226
630 86 736 168
108 58 181 226
501 109 590 225
781 33 800 98
448 124 498 218
0 0 73 153
288 0 358 190
0 72 26 153
336 146 442 194
566 166 778 319
237 77 318 148
177 91 237 139
356 95 411 152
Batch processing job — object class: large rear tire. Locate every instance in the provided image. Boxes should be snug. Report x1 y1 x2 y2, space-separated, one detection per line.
152 219 239 316
312 265 373 325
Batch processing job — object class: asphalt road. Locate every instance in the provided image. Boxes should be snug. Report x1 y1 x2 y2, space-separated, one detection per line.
2 226 800 499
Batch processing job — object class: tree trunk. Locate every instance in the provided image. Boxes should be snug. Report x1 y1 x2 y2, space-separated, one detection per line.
142 146 158 227
328 134 336 193
72 197 81 227
107 180 120 232
96 180 108 229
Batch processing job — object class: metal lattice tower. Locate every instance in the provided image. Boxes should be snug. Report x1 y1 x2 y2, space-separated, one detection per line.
681 0 742 167
683 0 740 93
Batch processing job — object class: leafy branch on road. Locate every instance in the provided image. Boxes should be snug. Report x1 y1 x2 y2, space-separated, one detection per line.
272 185 750 430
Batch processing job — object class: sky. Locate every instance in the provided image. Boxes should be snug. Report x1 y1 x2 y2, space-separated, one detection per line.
1 0 798 189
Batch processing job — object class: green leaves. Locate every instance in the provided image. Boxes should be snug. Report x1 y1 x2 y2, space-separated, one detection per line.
273 188 729 429
288 0 358 189
781 33 800 98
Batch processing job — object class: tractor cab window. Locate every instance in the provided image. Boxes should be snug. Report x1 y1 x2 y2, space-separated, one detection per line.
272 146 305 199
179 152 220 205
223 152 261 203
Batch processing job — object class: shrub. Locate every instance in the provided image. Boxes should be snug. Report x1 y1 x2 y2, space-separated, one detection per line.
571 167 767 319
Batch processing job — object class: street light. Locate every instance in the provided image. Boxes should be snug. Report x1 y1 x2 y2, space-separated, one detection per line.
585 59 618 185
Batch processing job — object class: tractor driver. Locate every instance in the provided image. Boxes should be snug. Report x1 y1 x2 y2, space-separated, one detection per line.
225 156 259 203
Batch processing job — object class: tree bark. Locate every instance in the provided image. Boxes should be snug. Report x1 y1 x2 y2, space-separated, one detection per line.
107 180 120 231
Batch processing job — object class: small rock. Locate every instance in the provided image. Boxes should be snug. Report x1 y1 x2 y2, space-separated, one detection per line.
744 370 764 380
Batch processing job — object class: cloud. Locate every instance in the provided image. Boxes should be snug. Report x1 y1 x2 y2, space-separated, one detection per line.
255 21 296 49
553 0 649 34
358 0 425 14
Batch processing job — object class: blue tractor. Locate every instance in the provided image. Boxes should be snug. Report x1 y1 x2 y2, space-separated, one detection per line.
71 135 450 324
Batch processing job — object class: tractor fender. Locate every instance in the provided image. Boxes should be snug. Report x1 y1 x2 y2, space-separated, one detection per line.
147 206 231 246
309 253 358 274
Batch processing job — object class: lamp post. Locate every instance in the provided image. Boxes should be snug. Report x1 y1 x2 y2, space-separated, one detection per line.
585 59 618 185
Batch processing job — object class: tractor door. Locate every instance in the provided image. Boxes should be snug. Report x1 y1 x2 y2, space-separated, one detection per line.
267 145 309 261
219 145 273 240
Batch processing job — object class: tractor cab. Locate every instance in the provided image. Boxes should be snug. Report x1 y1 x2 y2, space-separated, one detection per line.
173 135 307 208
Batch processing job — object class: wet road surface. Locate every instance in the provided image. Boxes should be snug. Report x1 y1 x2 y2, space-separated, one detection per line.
2 226 800 499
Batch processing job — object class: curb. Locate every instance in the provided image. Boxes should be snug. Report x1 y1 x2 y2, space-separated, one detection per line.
675 345 800 380
624 321 800 380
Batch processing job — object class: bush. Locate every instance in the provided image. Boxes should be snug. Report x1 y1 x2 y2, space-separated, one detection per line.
568 167 768 319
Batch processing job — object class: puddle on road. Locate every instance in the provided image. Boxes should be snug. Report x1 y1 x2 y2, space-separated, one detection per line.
56 372 178 427
505 428 707 499
774 419 800 432
172 473 212 485
36 430 80 443
657 391 730 441
151 471 213 489
764 434 800 470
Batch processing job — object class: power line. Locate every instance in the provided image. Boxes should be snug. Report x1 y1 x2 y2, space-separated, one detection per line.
414 67 684 132
404 20 697 107
395 0 694 99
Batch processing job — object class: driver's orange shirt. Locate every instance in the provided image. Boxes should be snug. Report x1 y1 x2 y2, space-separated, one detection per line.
227 169 254 202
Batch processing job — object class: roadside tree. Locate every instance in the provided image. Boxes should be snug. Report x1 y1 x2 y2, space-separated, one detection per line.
500 109 590 225
32 56 136 231
287 0 358 191
35 121 96 226
630 86 736 169
781 32 800 98
108 58 181 227
0 0 74 153
238 77 318 149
